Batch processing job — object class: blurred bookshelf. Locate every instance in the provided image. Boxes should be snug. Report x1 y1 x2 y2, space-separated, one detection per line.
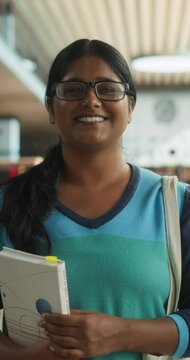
0 156 43 181
148 166 190 184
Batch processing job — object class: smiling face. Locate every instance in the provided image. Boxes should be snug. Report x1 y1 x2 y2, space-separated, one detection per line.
49 55 133 152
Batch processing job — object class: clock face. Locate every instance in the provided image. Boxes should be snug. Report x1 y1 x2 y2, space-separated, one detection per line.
153 97 177 123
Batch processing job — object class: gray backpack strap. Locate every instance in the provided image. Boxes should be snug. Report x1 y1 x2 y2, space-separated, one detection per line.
143 175 181 360
162 175 181 313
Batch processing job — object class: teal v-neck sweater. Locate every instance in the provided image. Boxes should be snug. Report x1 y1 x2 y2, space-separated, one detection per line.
0 165 187 359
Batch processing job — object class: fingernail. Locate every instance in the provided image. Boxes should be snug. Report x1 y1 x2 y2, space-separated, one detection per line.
49 345 55 352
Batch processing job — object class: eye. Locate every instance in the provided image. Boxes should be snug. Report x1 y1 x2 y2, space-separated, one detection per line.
98 84 117 95
97 82 125 100
63 84 83 95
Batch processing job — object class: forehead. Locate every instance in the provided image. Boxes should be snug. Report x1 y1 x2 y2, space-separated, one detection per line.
62 55 121 82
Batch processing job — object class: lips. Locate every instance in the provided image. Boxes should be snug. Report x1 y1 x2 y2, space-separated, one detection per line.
75 115 106 123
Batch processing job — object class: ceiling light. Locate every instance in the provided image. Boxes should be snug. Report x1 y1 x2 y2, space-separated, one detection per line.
131 54 190 73
21 58 37 72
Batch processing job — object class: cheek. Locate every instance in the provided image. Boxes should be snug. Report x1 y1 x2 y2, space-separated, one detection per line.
54 107 64 121
53 102 74 126
111 101 130 121
53 101 67 117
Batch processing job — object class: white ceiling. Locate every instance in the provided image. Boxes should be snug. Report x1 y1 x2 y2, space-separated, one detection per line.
9 0 190 85
0 0 190 155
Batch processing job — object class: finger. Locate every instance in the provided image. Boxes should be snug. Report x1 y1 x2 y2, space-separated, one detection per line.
48 333 82 349
43 323 80 338
49 344 84 359
71 309 95 315
44 313 81 327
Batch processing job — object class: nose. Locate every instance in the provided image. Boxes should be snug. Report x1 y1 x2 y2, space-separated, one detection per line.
81 86 101 107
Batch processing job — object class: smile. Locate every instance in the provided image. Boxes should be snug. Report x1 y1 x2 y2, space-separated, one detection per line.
76 116 106 123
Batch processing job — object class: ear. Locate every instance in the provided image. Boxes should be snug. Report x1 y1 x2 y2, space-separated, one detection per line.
45 96 55 124
128 97 134 124
49 112 55 125
47 105 55 124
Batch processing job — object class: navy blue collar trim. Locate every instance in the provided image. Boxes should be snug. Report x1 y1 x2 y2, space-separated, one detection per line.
54 164 140 229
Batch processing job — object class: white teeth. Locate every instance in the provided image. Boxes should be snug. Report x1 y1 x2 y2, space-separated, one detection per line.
77 116 105 123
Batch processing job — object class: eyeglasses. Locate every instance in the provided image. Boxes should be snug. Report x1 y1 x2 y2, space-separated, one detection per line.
52 81 131 101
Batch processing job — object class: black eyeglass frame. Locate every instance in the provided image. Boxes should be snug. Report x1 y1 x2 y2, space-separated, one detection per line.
51 80 132 101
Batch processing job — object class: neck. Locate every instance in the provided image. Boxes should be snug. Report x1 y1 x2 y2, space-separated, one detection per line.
61 145 129 187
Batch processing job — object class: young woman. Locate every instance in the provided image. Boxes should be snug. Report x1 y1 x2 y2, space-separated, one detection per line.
0 39 190 360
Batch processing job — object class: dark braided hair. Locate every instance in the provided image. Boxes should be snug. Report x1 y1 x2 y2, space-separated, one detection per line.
0 143 63 254
0 39 136 254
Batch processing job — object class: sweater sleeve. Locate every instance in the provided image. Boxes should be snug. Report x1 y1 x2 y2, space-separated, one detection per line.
167 185 190 357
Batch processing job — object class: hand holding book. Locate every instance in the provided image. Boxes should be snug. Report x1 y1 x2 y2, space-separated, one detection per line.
0 247 70 346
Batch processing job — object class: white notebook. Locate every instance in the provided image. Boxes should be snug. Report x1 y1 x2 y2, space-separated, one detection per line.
0 247 70 346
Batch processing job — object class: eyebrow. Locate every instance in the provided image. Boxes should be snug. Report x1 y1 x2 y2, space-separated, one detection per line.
61 77 121 82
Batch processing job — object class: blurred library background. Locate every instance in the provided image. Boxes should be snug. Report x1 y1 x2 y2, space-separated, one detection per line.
1 0 190 182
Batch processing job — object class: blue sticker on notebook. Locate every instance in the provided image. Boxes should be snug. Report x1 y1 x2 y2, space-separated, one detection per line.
36 298 52 314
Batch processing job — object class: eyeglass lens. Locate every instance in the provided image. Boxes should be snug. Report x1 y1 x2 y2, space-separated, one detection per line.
96 82 125 100
55 82 126 101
